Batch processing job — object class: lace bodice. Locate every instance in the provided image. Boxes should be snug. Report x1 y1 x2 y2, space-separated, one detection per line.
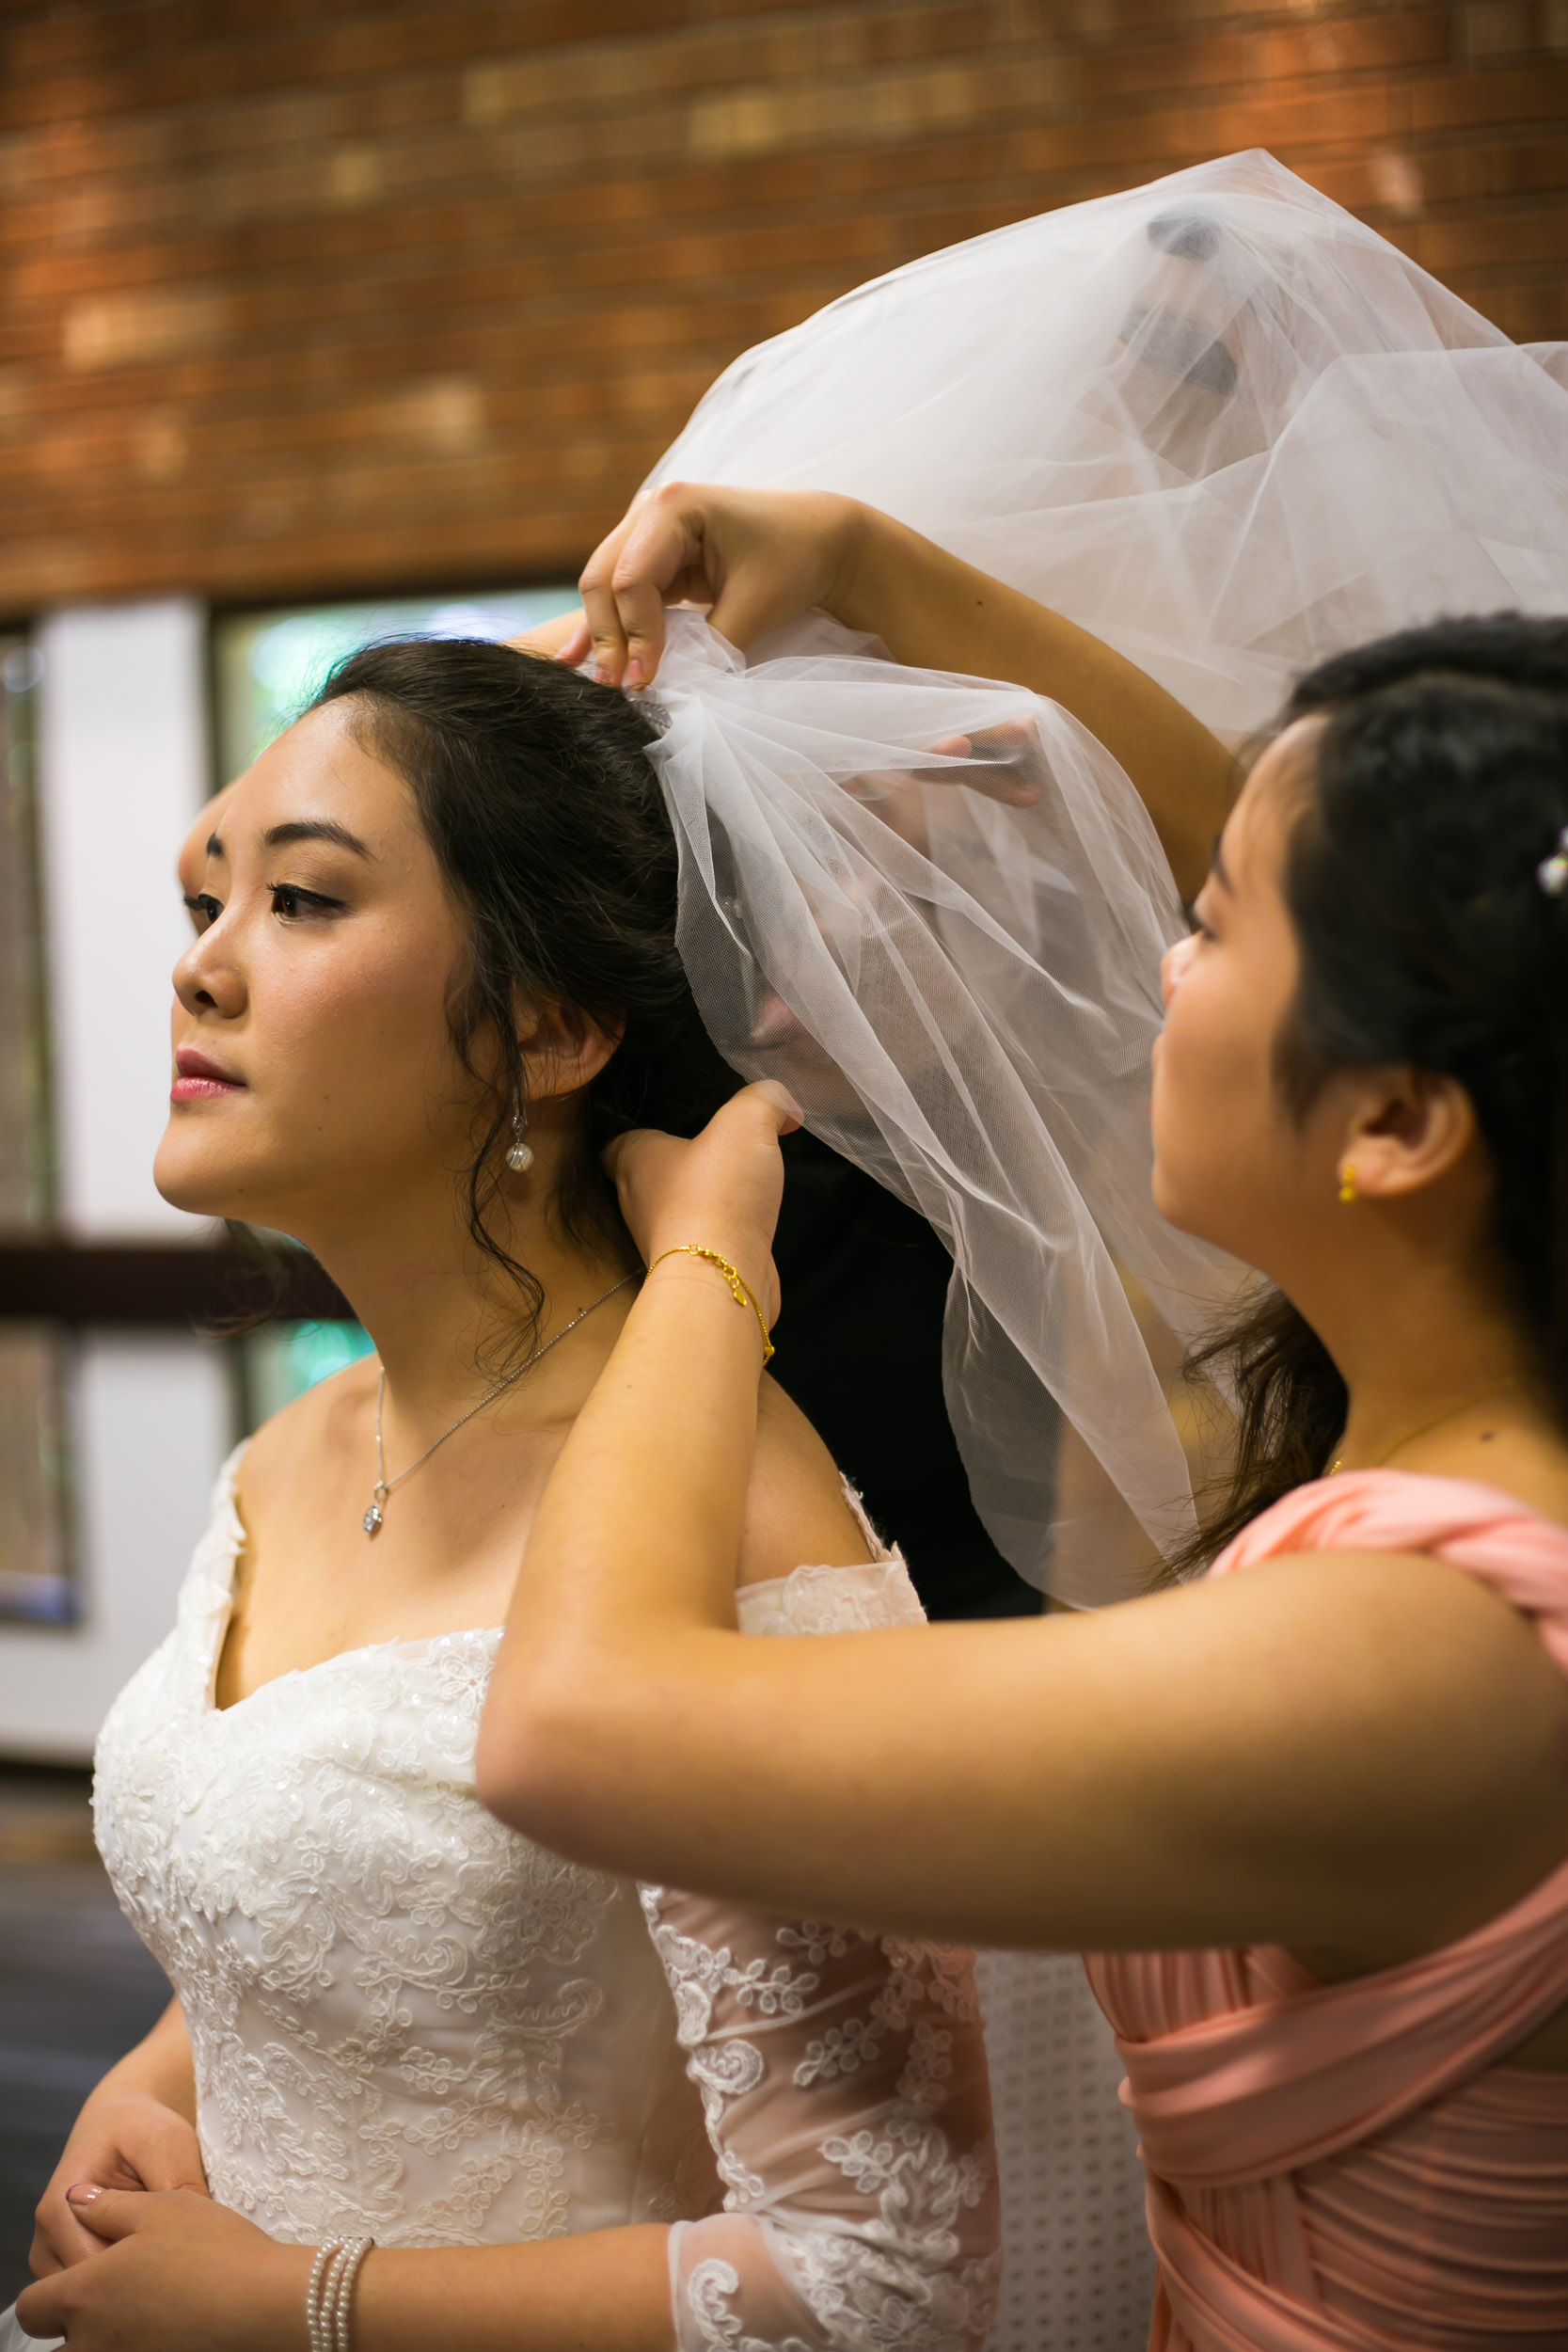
90 1451 1000 2350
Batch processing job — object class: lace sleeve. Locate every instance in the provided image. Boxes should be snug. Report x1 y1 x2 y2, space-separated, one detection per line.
643 1548 1002 2352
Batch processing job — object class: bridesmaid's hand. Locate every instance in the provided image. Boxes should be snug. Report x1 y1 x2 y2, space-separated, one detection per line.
30 2095 208 2275
17 2187 313 2351
562 484 871 689
505 610 586 662
606 1081 803 1330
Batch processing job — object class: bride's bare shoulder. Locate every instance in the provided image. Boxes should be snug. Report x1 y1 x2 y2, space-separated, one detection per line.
736 1375 885 1590
233 1355 378 1518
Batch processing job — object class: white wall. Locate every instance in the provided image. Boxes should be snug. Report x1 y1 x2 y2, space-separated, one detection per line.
36 598 212 1241
0 1336 230 1759
0 598 231 1762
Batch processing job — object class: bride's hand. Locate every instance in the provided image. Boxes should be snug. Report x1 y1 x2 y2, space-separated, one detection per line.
606 1081 803 1329
562 484 870 689
17 2186 310 2350
30 2094 208 2276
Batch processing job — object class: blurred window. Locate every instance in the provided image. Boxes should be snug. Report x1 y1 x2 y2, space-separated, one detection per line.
242 1320 377 1428
213 589 576 1433
0 638 74 1623
0 1325 72 1623
214 589 578 782
0 639 50 1230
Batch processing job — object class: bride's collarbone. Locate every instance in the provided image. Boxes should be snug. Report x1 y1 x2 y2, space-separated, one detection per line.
217 1377 566 1710
215 1359 866 1709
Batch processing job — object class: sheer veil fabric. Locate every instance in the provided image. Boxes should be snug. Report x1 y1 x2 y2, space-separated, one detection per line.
632 149 1568 1601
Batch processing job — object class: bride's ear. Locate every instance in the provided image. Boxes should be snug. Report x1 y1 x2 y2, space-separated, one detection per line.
514 988 625 1104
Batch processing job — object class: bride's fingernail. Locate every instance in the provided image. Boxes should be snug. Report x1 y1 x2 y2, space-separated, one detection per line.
66 2185 103 2205
626 659 645 689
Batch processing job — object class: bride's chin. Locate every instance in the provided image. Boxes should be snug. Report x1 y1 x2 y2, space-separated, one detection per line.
153 1140 272 1223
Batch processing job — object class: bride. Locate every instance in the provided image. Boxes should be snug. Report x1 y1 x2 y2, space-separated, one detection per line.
6 634 1003 2351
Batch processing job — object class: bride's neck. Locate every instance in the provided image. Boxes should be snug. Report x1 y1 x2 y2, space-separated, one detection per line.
293 1160 634 1428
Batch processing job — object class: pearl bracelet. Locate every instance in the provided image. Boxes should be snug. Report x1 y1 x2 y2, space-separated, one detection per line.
307 2235 373 2352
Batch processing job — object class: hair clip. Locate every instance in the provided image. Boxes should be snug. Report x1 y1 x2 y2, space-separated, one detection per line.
1537 827 1568 898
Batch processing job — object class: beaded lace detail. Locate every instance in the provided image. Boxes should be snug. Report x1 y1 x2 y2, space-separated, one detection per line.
89 1451 999 2348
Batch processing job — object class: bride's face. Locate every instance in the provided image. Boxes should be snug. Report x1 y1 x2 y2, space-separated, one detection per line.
1149 721 1354 1276
154 699 479 1238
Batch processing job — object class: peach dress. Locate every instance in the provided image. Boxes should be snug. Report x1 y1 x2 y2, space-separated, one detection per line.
1085 1470 1568 2352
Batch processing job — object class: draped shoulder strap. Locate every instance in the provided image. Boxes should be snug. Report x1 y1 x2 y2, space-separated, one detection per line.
1104 1469 1568 2190
1209 1468 1568 1672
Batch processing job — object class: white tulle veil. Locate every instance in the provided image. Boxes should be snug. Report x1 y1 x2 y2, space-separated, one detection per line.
629 149 1568 1603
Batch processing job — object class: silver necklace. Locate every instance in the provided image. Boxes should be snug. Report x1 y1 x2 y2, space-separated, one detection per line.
362 1272 636 1536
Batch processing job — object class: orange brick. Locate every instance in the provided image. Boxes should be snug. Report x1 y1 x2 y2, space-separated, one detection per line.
1411 58 1568 125
1459 2 1548 56
1414 200 1568 265
0 0 1561 607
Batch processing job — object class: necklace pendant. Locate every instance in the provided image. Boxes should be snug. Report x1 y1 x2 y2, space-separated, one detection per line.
362 1502 385 1537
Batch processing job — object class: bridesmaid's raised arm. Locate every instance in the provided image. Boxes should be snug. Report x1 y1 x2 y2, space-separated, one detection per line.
559 483 1238 902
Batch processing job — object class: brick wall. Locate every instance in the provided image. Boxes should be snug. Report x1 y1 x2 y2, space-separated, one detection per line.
1 0 1564 612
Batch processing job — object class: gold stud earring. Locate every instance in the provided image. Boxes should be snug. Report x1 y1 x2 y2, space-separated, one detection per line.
1338 1165 1357 1205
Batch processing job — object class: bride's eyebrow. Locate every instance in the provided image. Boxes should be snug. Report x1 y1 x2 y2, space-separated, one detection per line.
261 818 374 858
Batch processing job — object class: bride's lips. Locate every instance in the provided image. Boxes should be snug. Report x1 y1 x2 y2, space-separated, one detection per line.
170 1045 245 1104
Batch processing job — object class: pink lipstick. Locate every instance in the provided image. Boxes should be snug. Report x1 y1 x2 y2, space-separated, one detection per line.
170 1046 245 1104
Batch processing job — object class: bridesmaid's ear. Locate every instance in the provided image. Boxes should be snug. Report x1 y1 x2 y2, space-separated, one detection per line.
1336 1068 1483 1208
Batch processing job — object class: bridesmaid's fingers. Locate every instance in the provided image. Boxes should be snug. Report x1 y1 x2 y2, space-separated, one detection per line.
597 494 714 687
927 722 1043 806
506 611 586 663
578 516 638 684
554 612 593 668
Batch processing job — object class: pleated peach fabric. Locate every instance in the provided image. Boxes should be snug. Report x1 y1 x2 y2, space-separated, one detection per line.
1085 1470 1568 2351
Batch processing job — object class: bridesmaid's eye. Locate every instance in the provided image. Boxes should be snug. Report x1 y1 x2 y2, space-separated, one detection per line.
183 892 222 932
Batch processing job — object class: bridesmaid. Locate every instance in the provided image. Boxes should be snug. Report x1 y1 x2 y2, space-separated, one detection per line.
469 491 1568 2349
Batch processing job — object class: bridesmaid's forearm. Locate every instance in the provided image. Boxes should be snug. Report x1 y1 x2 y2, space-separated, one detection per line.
479 1258 763 1824
832 503 1237 901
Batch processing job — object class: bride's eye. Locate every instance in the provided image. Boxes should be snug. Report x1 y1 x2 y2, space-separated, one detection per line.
269 882 344 922
182 892 222 933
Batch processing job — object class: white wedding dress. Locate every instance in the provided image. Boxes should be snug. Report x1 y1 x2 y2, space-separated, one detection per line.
5 1451 1147 2352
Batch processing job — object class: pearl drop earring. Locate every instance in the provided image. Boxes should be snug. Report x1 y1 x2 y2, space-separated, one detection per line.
505 1094 534 1173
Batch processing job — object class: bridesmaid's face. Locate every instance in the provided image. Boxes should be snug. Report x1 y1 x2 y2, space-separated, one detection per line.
1149 721 1361 1279
154 699 480 1242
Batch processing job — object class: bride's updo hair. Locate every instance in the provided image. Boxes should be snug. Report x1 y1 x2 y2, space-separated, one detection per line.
311 638 736 1334
1184 612 1568 1568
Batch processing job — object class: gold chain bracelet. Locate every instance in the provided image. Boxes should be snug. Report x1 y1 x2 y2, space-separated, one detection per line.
645 1245 775 1363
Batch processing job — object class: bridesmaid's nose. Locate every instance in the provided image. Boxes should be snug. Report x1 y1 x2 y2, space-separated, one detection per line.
1161 931 1197 1008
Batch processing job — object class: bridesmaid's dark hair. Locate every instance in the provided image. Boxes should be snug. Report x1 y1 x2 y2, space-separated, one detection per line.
1179 612 1568 1571
311 639 736 1350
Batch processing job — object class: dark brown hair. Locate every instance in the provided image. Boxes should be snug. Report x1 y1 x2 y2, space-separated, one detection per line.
1178 612 1568 1570
309 637 736 1350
